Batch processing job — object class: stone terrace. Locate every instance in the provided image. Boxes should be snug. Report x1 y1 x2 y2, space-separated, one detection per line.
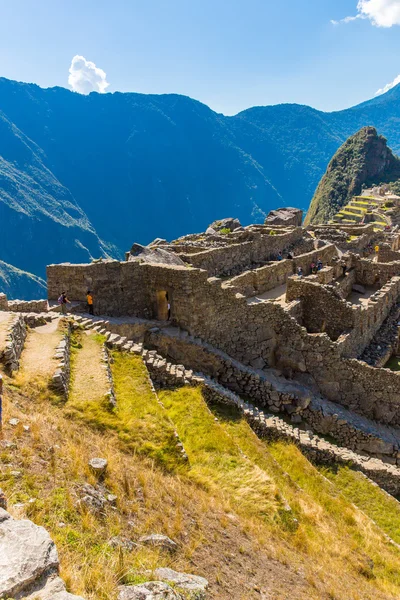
39 215 400 493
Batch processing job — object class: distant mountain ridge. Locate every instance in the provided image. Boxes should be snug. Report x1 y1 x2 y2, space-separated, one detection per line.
3 78 400 297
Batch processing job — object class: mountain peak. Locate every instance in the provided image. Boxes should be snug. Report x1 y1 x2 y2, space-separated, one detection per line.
305 126 400 225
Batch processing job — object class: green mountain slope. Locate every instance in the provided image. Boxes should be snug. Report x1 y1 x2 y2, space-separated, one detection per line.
0 259 46 299
305 127 400 224
0 109 112 280
4 78 400 296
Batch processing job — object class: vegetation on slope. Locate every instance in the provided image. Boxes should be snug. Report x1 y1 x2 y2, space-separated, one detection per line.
5 77 400 298
66 330 184 471
0 258 46 300
305 126 400 224
3 341 400 598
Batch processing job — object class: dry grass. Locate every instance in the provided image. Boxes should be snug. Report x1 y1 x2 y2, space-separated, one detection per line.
2 358 400 599
17 319 63 379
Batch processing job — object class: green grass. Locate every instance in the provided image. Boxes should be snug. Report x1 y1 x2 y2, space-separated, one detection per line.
110 352 185 471
67 330 184 471
320 466 400 545
159 386 281 519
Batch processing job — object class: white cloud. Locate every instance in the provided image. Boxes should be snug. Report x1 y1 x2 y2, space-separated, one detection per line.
68 55 109 94
331 15 362 25
358 0 400 26
375 73 400 95
332 0 400 27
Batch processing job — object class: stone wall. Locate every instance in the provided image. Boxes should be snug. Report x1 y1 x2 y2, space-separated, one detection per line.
177 228 304 276
355 257 400 287
0 294 7 311
224 243 338 298
47 255 400 428
102 345 116 407
377 244 400 263
0 315 27 373
51 326 71 396
7 299 48 313
224 260 293 297
141 346 400 496
286 277 355 340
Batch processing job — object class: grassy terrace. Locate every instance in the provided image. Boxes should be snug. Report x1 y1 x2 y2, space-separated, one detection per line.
321 466 400 546
2 346 400 598
67 330 184 471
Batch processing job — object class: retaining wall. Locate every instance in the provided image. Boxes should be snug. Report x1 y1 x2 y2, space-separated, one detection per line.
141 346 400 497
0 315 27 373
51 326 71 396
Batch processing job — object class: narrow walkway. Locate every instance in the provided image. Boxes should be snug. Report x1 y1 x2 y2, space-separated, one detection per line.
19 318 63 380
69 331 109 406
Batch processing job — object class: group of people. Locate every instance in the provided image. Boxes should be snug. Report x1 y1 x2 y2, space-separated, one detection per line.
58 290 94 315
296 258 323 278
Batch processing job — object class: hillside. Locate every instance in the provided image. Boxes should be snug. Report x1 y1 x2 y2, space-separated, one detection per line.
3 317 400 599
4 79 400 296
305 127 400 224
0 260 46 299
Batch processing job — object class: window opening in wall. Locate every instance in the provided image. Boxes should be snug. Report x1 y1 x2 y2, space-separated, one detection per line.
156 290 170 321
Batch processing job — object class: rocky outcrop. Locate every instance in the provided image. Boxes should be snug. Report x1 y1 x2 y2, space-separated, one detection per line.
0 508 85 600
265 207 303 227
127 243 186 267
207 217 242 233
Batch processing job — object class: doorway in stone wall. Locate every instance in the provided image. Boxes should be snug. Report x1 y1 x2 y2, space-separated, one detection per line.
156 290 170 321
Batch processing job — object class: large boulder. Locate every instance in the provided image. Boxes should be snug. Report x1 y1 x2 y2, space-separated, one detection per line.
118 581 181 599
23 575 86 600
0 508 59 598
127 244 186 267
208 218 242 233
154 568 208 598
0 509 85 600
265 207 303 227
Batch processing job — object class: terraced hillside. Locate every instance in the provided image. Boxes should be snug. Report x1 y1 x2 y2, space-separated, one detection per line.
2 314 400 599
331 194 392 231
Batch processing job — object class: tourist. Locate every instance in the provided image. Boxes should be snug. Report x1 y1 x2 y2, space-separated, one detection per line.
311 262 317 274
58 291 70 315
297 266 303 278
317 258 323 271
277 251 283 261
87 290 94 315
375 244 379 254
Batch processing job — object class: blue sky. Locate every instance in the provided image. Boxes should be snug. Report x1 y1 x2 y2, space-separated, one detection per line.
1 0 400 114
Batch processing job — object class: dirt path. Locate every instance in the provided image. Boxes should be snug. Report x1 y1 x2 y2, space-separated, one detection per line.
0 312 13 352
69 331 109 404
19 318 63 380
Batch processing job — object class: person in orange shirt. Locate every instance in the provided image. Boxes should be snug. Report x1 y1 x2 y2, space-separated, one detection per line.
87 290 94 315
